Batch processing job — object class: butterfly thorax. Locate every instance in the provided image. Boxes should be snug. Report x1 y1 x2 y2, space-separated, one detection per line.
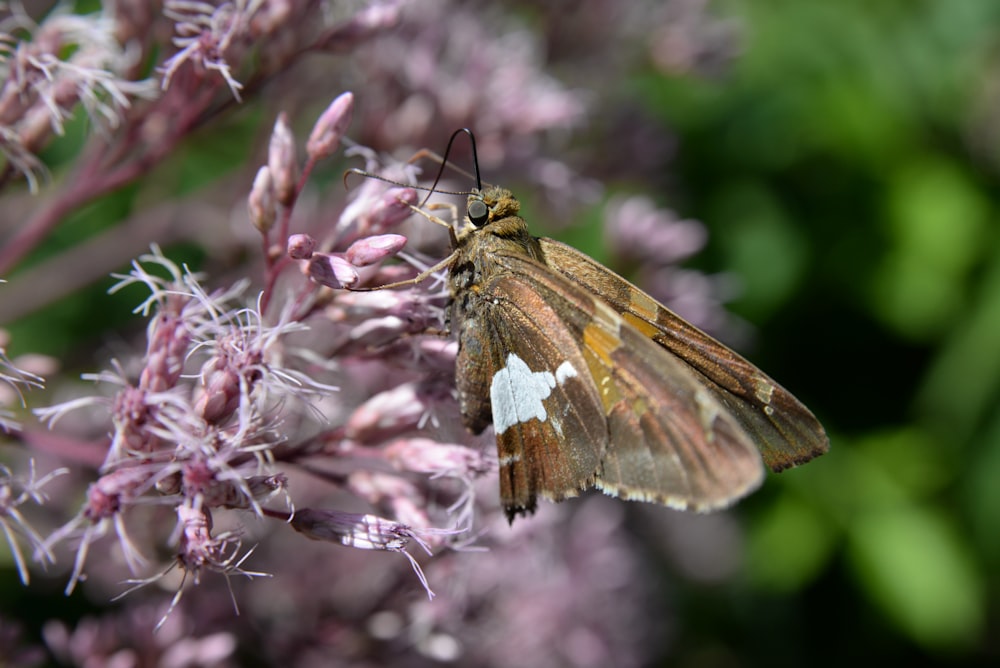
448 188 546 299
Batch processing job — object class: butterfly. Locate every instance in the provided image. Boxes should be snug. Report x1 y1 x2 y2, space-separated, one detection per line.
361 130 828 522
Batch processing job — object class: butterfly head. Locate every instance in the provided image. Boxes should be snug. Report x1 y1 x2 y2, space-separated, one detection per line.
467 186 520 228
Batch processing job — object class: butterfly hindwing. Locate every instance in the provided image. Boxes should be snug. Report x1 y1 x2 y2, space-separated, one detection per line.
538 238 829 471
585 298 765 509
454 271 607 517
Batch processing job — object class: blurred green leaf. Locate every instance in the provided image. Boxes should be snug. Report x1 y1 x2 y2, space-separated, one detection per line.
799 433 917 520
917 242 1000 439
747 495 835 592
872 157 991 340
964 409 1000 562
710 181 809 320
847 506 983 649
859 427 951 496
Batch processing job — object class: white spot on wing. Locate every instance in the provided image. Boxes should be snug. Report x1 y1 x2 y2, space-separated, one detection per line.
491 354 578 434
555 361 577 384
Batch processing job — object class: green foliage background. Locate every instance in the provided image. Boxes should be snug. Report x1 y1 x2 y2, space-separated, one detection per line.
649 0 1000 664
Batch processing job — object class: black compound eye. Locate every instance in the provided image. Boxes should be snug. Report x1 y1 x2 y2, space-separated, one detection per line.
468 199 489 227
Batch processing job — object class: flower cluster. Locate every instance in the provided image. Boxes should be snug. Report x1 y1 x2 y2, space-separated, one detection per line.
0 321 45 434
28 91 499 615
0 3 158 191
0 1 743 665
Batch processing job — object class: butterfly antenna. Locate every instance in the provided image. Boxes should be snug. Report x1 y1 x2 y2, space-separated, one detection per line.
420 128 483 208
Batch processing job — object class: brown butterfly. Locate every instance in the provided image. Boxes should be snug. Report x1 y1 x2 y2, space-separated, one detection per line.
363 130 828 522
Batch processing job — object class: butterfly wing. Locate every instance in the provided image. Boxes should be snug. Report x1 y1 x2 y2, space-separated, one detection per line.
457 250 765 519
538 238 829 471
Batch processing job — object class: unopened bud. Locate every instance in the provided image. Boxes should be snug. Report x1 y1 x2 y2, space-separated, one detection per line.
196 364 241 423
268 112 297 205
248 166 277 233
290 509 435 599
346 381 422 442
287 233 316 260
291 509 410 551
140 313 190 391
308 253 359 289
369 188 419 232
345 234 407 267
384 438 489 476
307 91 354 160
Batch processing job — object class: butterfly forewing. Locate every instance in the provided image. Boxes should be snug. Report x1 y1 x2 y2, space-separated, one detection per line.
538 238 829 471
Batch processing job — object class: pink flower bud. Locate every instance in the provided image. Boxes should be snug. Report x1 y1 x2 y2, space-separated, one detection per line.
83 468 153 521
369 187 418 232
308 252 359 289
291 508 410 551
290 507 435 599
345 234 407 267
384 438 489 476
140 313 190 391
306 91 354 160
248 166 277 234
196 364 241 423
268 112 297 205
345 381 426 442
287 233 316 260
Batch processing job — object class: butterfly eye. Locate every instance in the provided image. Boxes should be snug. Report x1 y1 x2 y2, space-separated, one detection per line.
468 199 489 227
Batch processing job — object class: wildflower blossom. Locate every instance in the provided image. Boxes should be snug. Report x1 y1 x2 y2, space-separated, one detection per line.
159 0 261 100
0 4 158 190
345 233 408 267
0 326 45 433
0 3 748 666
41 600 238 666
34 247 334 594
0 461 66 585
345 381 450 443
307 252 361 289
286 233 315 260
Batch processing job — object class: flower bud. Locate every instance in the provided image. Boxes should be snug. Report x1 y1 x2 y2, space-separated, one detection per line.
287 233 316 260
369 188 418 232
384 438 489 476
345 381 426 442
307 91 354 160
248 166 277 234
308 253 359 289
291 508 410 551
345 234 407 267
268 112 297 205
